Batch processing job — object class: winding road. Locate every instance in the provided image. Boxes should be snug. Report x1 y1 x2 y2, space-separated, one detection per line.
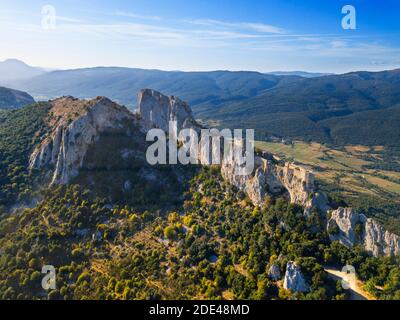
324 268 375 300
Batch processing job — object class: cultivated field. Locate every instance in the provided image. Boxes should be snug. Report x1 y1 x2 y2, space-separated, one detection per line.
255 140 400 232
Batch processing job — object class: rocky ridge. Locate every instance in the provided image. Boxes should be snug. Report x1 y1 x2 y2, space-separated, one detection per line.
221 155 316 209
28 89 400 257
29 96 136 184
138 88 200 135
328 207 400 257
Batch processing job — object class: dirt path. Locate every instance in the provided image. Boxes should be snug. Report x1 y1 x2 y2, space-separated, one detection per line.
324 268 375 300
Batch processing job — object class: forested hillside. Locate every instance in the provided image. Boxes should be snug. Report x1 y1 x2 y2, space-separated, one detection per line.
0 93 399 301
196 69 400 146
0 103 50 208
0 87 35 110
1 167 399 300
10 68 297 109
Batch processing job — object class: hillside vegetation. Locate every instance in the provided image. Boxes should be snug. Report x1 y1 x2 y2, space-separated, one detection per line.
10 68 298 109
197 69 400 147
0 87 35 110
1 167 399 300
255 140 400 234
0 103 50 208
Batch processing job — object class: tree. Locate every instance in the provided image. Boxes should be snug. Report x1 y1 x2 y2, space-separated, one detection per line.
164 226 177 240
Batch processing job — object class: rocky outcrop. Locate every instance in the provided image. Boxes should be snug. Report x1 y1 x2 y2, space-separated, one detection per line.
221 155 315 208
364 219 400 257
275 162 315 206
221 156 267 205
268 264 281 281
138 88 317 210
283 261 309 293
327 207 364 247
328 207 400 257
29 96 135 185
28 90 399 259
138 88 200 136
29 90 202 186
304 192 331 216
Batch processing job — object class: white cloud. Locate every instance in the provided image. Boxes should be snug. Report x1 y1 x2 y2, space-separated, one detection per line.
112 10 162 21
185 19 286 34
1 6 399 72
57 16 84 23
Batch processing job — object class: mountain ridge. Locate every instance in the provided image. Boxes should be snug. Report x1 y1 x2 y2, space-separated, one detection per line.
0 59 46 83
0 86 35 109
7 88 400 257
196 68 400 146
1 88 399 301
3 59 400 147
8 66 296 109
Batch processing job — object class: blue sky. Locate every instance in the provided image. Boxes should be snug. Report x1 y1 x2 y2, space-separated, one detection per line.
0 0 399 73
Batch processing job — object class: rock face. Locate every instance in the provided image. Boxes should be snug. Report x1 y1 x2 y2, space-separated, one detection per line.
30 89 202 186
304 192 331 216
328 207 400 257
283 261 309 293
28 89 400 259
138 88 316 210
268 264 281 281
364 219 400 257
275 162 315 206
29 96 135 184
138 88 200 136
221 155 315 208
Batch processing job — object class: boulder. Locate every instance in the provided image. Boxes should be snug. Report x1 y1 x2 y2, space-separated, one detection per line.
267 264 281 281
283 261 309 293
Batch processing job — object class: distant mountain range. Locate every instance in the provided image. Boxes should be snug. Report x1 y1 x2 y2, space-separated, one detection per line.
1 59 332 109
267 71 334 78
4 63 300 109
2 59 400 146
0 59 46 83
196 69 400 146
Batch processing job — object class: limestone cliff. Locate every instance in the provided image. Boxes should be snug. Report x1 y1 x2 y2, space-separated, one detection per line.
28 89 400 258
29 89 201 186
138 88 317 211
221 155 315 209
328 207 400 257
29 96 136 185
138 88 200 136
283 261 309 293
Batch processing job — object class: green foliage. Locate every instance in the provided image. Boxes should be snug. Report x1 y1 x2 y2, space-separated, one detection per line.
0 184 163 300
196 69 400 147
164 226 177 240
0 137 398 300
0 102 50 206
0 87 35 110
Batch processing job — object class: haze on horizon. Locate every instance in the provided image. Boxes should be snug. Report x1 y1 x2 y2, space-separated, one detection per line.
1 0 399 73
